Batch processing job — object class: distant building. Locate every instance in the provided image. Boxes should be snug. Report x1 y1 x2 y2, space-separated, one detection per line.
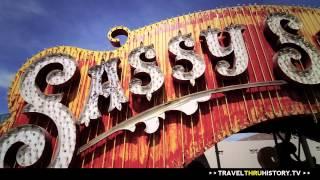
200 133 320 168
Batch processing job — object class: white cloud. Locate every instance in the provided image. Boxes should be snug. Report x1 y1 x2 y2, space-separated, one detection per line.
0 69 15 89
0 0 46 21
223 133 258 142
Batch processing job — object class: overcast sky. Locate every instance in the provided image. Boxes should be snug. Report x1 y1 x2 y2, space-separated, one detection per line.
0 0 319 113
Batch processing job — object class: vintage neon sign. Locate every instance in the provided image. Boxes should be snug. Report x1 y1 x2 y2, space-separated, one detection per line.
0 12 320 168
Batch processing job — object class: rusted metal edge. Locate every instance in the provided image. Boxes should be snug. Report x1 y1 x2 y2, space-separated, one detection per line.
77 80 287 154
